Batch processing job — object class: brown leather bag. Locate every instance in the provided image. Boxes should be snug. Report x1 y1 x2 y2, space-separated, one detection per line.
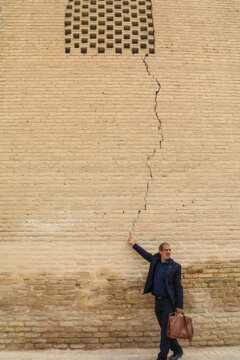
167 312 193 340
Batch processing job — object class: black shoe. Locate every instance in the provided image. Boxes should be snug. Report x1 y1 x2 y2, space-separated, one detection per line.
169 350 183 360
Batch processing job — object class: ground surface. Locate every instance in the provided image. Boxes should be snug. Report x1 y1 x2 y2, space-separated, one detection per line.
0 346 240 360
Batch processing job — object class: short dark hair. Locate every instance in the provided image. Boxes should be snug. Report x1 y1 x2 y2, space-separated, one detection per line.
159 242 170 251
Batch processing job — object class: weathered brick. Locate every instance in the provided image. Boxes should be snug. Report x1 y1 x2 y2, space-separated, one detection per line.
0 0 239 351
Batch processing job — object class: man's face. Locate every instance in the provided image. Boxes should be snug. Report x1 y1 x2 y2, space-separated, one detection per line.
159 244 171 262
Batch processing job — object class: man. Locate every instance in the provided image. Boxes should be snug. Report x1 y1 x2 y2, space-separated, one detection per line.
128 236 184 360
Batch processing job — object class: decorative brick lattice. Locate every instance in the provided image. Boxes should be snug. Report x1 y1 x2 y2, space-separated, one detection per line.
65 0 155 54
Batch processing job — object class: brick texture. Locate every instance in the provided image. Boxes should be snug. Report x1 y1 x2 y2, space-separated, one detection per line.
0 0 239 350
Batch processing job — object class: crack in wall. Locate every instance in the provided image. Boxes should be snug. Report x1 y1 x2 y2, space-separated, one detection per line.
130 54 163 236
143 54 164 148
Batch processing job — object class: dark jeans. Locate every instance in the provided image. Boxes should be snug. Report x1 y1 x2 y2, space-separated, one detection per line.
155 297 182 360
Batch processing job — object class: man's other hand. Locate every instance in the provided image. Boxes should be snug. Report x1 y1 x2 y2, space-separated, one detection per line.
128 236 135 247
175 308 184 314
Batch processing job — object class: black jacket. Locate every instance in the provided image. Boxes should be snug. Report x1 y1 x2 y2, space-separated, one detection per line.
133 243 183 309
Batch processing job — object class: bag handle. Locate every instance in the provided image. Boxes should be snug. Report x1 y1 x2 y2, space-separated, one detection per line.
168 312 177 317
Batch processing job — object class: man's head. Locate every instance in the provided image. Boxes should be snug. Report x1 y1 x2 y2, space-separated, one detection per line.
159 242 171 262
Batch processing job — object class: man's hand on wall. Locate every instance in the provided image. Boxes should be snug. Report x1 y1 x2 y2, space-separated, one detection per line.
128 236 135 247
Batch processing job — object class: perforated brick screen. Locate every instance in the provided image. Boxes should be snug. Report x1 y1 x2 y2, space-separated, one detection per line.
65 0 155 54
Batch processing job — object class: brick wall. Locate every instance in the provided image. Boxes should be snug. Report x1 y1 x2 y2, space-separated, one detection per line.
0 0 239 350
0 260 239 349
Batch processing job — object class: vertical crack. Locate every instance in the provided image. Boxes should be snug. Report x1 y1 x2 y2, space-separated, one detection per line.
129 54 163 236
143 54 164 148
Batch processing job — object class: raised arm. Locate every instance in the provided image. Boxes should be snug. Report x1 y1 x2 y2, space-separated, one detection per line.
128 236 153 263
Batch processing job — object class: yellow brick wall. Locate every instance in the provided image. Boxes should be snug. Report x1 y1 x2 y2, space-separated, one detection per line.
0 0 239 350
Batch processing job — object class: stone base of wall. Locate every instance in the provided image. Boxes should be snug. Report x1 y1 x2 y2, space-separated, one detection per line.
0 259 239 350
